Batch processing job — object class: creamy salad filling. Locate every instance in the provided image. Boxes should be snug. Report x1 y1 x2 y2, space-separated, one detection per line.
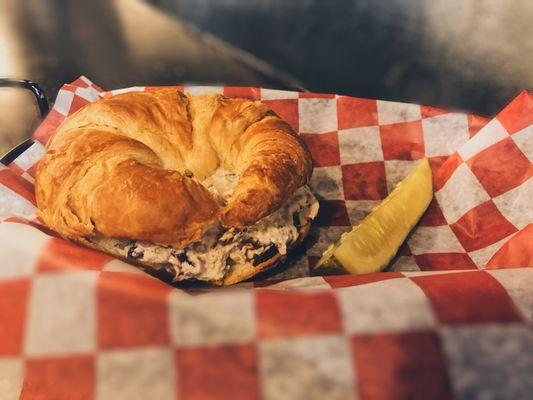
91 169 319 282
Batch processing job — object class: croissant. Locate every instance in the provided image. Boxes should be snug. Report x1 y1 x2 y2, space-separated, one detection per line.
35 89 319 284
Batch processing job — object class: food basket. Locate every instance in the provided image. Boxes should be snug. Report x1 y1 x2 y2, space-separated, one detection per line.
0 77 531 400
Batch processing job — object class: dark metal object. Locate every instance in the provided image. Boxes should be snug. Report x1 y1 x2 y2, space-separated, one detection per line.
0 139 35 166
0 79 47 165
0 79 49 117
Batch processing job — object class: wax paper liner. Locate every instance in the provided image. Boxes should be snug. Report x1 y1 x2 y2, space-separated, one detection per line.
0 77 531 399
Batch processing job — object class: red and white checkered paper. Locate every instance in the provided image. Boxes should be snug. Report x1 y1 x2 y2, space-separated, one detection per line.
0 77 531 399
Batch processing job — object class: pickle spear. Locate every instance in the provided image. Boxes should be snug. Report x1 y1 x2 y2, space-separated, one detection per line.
314 157 432 275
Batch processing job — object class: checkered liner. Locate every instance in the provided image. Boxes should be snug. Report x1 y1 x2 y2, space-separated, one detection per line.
0 77 531 399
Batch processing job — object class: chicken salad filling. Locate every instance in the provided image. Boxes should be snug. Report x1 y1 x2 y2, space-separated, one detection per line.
90 169 319 282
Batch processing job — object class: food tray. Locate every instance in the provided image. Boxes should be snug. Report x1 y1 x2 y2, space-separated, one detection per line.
0 77 531 400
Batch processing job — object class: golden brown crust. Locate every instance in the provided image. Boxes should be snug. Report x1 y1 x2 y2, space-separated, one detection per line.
36 89 312 248
36 128 220 247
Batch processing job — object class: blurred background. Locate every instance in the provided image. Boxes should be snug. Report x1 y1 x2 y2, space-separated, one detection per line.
0 0 532 153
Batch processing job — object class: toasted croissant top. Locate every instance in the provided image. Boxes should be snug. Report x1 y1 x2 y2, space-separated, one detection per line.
35 89 312 247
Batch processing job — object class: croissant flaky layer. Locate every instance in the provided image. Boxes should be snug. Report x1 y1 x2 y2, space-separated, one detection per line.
35 89 313 248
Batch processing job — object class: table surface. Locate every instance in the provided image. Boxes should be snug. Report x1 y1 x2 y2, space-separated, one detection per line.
1 0 532 154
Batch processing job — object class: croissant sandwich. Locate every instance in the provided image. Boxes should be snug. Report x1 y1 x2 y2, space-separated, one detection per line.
35 88 319 285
